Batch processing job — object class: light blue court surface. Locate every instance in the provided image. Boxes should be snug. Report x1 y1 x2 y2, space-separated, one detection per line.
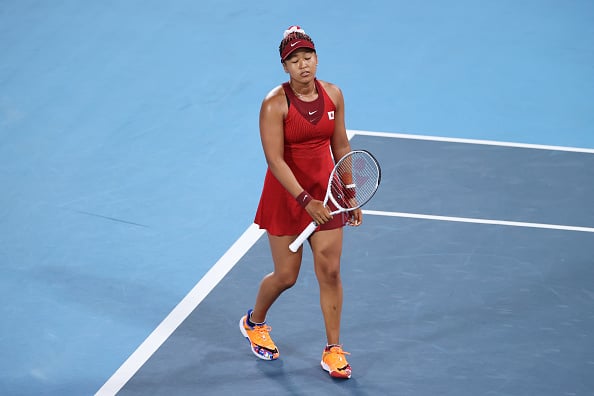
1 1 593 395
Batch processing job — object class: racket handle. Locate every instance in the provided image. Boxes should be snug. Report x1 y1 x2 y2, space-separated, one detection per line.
289 222 318 252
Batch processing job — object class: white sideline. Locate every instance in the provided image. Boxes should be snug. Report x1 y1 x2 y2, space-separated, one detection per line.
364 210 594 233
95 224 265 396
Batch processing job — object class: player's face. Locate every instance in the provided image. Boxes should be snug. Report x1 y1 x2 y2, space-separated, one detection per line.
283 49 317 82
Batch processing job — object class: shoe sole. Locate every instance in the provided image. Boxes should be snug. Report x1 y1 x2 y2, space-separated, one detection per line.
239 316 278 361
321 360 352 379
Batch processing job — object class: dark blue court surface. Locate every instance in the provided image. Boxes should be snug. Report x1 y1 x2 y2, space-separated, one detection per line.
108 134 594 396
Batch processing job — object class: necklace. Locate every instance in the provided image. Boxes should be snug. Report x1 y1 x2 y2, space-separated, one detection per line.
289 82 317 99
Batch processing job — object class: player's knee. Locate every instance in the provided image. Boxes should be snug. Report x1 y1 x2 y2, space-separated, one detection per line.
315 260 341 284
276 272 298 290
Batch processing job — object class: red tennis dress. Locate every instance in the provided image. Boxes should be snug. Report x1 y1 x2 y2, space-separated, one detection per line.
254 80 347 236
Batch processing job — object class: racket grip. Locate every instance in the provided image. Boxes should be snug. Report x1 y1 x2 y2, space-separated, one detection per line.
289 222 318 252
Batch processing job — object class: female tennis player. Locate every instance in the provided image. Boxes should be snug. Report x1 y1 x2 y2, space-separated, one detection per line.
239 25 361 379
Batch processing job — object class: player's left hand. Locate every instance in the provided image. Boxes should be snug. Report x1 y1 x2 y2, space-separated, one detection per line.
347 208 362 226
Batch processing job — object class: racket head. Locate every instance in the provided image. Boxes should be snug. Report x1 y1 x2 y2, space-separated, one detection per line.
328 150 381 211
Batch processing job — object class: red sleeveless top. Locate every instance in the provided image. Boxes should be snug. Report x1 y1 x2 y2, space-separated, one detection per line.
254 80 347 236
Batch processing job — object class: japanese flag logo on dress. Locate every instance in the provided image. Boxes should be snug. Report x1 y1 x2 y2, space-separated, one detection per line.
328 111 335 120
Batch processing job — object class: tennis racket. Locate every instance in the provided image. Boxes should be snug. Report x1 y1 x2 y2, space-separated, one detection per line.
289 149 381 252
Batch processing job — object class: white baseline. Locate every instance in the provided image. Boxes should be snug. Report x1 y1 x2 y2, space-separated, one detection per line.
350 129 594 154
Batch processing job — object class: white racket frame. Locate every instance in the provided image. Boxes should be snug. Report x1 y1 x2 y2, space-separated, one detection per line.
288 150 380 252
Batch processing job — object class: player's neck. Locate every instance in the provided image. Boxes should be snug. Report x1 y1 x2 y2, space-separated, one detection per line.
289 80 317 99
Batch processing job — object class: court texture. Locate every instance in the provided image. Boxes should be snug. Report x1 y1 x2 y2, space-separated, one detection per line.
1 1 593 395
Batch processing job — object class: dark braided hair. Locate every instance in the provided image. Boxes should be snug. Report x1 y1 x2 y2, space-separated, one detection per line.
279 32 315 59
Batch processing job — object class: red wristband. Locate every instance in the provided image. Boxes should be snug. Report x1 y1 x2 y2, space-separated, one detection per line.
296 190 313 208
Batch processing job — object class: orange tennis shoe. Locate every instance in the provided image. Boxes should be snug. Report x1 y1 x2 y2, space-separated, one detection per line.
321 345 352 379
239 309 279 361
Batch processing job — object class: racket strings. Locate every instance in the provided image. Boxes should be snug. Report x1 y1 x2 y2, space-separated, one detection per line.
331 153 380 210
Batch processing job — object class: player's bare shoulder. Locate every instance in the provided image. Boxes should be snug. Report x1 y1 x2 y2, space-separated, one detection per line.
261 85 288 116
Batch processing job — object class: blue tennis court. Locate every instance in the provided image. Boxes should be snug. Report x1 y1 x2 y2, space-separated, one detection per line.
99 132 594 396
1 1 593 395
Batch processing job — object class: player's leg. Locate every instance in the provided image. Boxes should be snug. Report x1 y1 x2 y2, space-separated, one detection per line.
310 227 352 378
251 234 303 322
310 227 344 343
240 234 302 361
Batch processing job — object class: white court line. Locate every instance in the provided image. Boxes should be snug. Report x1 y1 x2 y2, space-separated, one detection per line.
95 224 266 396
97 131 593 395
349 130 594 154
364 210 594 233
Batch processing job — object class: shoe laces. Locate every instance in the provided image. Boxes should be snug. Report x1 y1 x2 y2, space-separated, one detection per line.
327 345 350 355
325 345 350 365
253 324 273 342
